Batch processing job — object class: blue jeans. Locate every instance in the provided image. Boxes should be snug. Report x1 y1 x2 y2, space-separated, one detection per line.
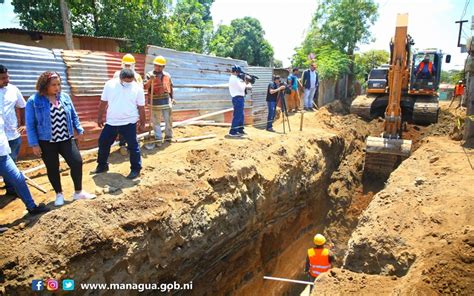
5 137 22 193
229 96 245 135
266 101 277 129
97 123 141 172
0 155 36 209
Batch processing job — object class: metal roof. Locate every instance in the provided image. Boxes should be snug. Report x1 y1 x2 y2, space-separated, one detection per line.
0 41 70 97
0 28 130 42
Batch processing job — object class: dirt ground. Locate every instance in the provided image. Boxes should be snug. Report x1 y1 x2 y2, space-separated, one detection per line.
0 101 472 295
313 103 474 295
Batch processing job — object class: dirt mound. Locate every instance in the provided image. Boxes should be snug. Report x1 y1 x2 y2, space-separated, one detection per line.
314 136 474 294
0 108 376 295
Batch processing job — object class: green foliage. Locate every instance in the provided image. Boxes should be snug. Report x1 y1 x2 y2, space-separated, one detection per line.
11 0 214 53
441 69 465 84
273 59 283 68
314 0 378 55
166 0 214 53
208 17 274 66
292 0 378 80
354 49 389 81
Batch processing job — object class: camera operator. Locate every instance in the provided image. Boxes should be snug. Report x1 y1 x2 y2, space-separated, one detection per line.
266 75 286 132
228 65 252 137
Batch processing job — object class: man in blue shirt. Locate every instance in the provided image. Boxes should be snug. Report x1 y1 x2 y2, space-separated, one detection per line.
287 68 301 112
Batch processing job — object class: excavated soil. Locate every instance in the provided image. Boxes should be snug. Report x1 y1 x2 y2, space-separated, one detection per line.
313 103 474 295
0 101 471 296
0 103 376 296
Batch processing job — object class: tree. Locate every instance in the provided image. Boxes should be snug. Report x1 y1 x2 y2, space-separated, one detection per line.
354 49 389 81
166 0 214 53
293 0 378 95
441 69 465 84
11 0 214 53
209 17 275 66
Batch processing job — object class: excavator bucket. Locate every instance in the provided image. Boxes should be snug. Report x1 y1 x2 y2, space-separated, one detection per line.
364 136 412 177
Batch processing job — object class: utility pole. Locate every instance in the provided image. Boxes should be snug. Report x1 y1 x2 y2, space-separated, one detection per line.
464 17 474 144
59 0 74 50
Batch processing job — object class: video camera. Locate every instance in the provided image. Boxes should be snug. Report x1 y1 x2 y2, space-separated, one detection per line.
238 71 259 84
232 65 259 84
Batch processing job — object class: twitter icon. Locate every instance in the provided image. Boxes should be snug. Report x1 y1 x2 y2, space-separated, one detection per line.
62 279 75 291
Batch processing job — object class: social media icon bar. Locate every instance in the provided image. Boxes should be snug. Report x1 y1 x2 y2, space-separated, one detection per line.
46 279 59 291
62 279 75 291
32 280 44 291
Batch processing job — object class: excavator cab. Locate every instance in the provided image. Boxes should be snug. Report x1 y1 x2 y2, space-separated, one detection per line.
409 50 443 95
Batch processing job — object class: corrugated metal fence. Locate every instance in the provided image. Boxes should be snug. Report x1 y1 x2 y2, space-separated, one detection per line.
145 46 251 123
247 67 273 128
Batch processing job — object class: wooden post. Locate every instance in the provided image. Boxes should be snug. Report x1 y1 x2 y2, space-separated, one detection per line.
300 111 304 131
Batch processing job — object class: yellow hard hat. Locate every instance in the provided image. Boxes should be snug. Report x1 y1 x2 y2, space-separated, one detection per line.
313 234 326 246
153 55 166 66
122 54 136 65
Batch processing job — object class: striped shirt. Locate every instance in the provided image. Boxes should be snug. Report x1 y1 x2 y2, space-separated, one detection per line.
50 101 71 142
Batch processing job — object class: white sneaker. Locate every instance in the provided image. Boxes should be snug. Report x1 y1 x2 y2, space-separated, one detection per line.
73 191 97 201
54 193 65 207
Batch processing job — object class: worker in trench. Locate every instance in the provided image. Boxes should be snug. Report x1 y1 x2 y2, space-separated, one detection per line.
304 234 334 291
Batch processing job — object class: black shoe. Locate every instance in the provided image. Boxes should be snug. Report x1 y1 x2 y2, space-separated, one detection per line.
28 203 50 215
4 190 17 198
91 166 109 174
237 131 247 136
126 170 140 180
266 128 276 132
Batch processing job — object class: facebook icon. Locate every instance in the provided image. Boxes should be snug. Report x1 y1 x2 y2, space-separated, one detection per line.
32 280 44 291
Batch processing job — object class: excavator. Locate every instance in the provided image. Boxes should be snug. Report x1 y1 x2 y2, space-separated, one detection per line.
350 13 450 177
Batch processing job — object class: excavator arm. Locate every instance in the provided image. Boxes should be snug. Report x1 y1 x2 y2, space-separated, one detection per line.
363 14 413 178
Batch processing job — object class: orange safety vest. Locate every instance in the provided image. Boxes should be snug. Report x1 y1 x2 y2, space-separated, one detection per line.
455 84 464 96
416 61 433 75
147 71 172 109
307 248 331 278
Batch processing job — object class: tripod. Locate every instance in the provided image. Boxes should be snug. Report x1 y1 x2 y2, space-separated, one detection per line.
278 90 291 133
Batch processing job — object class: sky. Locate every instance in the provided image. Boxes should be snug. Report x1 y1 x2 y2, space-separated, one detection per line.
1 0 471 70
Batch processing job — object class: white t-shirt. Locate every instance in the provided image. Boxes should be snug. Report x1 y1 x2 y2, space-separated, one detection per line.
310 70 316 89
0 94 12 156
228 74 247 97
0 84 26 140
101 79 145 126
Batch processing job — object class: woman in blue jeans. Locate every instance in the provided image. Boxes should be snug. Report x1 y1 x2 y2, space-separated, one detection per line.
25 72 95 207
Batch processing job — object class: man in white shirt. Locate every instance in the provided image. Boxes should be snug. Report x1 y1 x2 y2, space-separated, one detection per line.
93 69 146 180
228 65 251 137
0 67 49 215
0 65 26 196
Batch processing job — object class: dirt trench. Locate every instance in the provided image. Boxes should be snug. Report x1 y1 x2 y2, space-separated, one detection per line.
0 105 389 295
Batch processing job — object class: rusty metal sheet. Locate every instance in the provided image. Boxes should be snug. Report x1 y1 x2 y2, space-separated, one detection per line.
145 45 251 118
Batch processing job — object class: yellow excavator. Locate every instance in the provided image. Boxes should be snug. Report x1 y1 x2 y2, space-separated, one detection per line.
351 13 450 177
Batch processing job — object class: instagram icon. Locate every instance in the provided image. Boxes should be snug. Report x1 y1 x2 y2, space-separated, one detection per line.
46 279 59 291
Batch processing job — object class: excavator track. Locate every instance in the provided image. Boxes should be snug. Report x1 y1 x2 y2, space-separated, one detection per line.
364 136 412 178
350 94 377 120
413 97 439 124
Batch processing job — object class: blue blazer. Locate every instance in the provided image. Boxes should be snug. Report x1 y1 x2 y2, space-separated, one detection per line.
25 92 83 147
302 69 319 90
